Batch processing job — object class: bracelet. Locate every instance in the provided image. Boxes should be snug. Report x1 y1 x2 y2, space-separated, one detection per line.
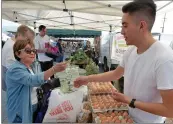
52 66 56 73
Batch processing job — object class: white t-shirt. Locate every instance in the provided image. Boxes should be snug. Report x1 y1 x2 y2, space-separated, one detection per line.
28 68 38 105
34 34 52 62
2 38 15 68
120 41 173 123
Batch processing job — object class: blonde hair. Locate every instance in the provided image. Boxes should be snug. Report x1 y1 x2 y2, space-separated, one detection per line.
15 25 35 39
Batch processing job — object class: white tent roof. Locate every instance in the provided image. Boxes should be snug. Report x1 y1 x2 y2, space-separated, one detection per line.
2 0 173 32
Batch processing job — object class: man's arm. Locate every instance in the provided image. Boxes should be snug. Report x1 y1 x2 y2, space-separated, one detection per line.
87 66 124 82
113 90 173 118
133 90 173 118
113 60 173 118
132 60 173 117
74 66 124 87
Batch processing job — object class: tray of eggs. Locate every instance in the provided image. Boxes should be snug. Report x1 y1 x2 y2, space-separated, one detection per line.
90 94 128 112
88 82 117 95
93 110 134 123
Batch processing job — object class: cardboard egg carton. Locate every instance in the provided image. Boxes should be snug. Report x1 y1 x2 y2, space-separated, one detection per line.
87 82 117 95
93 110 134 123
89 94 128 113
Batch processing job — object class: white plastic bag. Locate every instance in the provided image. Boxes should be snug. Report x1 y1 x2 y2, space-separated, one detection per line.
43 89 83 123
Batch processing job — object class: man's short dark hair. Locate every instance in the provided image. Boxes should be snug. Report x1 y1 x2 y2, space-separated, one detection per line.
39 25 46 32
122 0 156 31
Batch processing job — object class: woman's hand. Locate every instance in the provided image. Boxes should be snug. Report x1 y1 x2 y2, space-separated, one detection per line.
53 62 67 72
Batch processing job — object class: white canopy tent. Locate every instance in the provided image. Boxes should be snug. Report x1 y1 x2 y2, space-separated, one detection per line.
2 0 173 32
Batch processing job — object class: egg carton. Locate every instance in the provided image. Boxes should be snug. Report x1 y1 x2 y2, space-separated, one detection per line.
87 82 117 95
88 90 115 95
93 110 134 124
88 94 128 113
91 104 128 113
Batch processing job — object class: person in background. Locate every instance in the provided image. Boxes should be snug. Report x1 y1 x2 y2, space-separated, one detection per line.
56 39 64 62
77 42 82 50
64 42 72 60
61 42 66 60
6 39 67 123
2 25 35 91
84 41 92 58
34 25 53 74
74 0 173 123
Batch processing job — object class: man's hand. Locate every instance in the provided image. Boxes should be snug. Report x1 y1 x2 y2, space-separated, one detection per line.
112 91 132 104
74 76 88 88
53 62 67 72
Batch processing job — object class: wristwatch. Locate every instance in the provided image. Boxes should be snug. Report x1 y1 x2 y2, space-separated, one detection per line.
129 99 136 108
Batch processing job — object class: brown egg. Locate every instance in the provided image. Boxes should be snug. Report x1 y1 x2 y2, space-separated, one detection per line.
93 104 99 109
105 113 110 117
109 105 113 109
105 103 110 108
124 114 129 119
117 103 121 108
107 116 112 120
111 112 116 117
113 116 118 120
113 103 118 108
107 119 113 123
121 119 127 123
117 112 121 116
124 118 128 122
99 105 105 109
123 111 129 117
100 116 105 121
127 118 133 123
100 120 105 124
120 111 124 114
104 119 109 123
115 119 121 123
114 111 118 115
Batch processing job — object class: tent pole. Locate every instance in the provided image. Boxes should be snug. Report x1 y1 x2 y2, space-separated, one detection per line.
109 25 112 70
159 13 166 41
34 21 36 34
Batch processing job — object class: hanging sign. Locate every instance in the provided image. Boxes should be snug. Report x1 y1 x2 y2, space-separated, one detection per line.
111 33 128 63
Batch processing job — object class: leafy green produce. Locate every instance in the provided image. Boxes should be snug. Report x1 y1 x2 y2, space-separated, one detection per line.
85 59 99 75
69 49 88 64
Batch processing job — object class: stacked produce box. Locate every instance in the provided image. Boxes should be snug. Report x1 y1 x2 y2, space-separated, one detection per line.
87 82 134 123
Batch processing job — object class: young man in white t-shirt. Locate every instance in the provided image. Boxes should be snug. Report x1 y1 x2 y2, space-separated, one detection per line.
74 0 173 123
34 25 54 78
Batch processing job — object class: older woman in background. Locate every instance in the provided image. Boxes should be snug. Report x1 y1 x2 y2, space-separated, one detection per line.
6 39 67 123
84 41 92 58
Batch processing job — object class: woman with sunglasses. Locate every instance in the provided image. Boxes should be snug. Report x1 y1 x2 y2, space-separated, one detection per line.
5 39 67 123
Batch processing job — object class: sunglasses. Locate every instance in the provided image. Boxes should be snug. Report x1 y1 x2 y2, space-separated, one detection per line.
19 48 37 54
